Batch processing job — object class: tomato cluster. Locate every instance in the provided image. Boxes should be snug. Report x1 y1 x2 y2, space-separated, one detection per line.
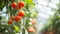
11 1 24 9
8 10 25 24
27 27 35 32
8 1 36 33
8 1 25 24
27 18 36 32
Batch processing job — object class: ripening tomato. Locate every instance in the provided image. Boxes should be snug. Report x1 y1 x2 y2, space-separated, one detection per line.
15 16 21 22
17 1 24 8
28 27 35 32
11 2 17 8
11 16 15 20
31 19 36 24
8 19 12 24
18 11 25 17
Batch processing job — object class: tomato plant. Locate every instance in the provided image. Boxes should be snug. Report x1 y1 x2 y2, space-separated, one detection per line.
0 0 37 34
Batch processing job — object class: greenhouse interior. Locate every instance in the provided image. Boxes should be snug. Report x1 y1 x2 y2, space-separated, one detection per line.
0 0 60 34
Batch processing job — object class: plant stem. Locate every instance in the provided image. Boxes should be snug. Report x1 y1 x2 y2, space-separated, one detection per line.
20 18 23 34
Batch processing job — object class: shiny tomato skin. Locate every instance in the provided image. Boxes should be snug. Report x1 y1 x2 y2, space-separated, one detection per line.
17 1 24 8
18 11 25 17
11 2 17 8
15 16 21 22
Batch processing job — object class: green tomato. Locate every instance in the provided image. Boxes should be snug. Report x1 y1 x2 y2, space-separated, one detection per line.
13 25 20 32
31 12 37 17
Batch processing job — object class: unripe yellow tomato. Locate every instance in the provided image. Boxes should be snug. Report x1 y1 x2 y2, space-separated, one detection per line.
13 25 20 32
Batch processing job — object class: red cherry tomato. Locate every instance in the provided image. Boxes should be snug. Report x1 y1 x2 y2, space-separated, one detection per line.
11 2 17 8
11 16 15 20
28 27 35 32
15 16 21 22
17 1 24 8
8 19 12 24
18 11 25 17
